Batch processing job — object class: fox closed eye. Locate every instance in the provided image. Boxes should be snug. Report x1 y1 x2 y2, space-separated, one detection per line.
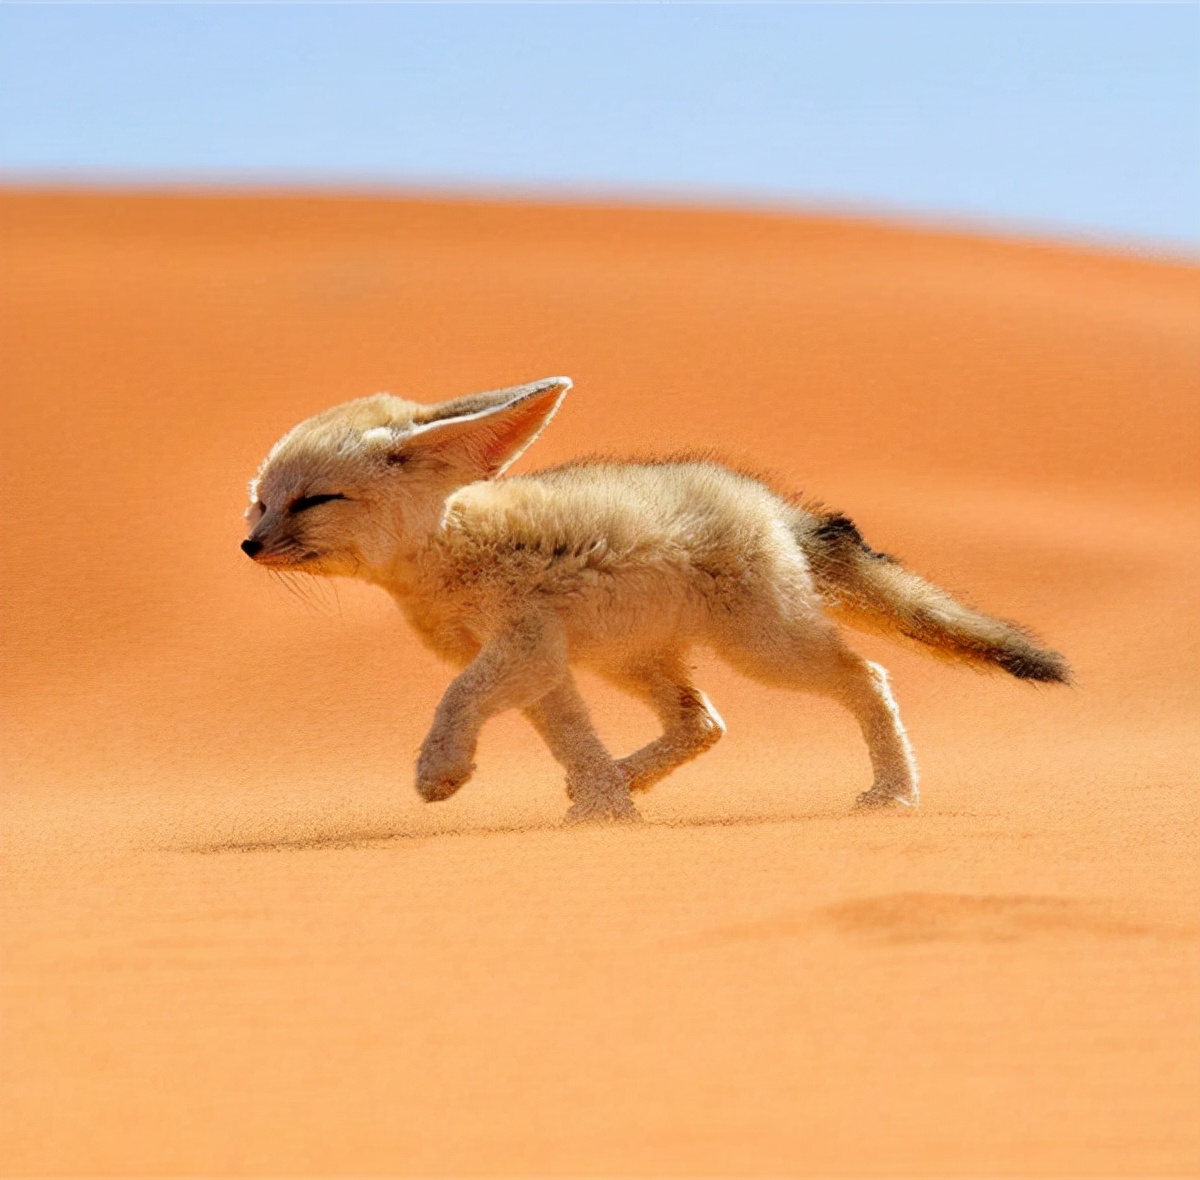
290 492 347 514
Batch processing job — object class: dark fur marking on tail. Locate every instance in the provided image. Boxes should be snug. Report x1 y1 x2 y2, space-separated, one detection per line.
893 621 1071 685
812 513 861 542
994 647 1072 684
813 513 896 563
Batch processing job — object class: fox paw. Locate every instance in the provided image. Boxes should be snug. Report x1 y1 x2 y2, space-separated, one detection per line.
564 792 642 826
417 770 474 803
854 783 919 811
415 748 476 802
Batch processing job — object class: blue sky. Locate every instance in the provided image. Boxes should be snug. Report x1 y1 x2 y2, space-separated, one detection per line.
1 3 1197 249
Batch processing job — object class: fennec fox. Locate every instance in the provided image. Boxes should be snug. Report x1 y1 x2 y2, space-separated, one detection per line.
243 377 1068 822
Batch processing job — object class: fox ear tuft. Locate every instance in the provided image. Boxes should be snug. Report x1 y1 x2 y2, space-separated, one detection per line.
400 376 572 477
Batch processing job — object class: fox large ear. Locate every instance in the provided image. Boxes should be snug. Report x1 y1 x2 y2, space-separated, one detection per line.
399 376 572 477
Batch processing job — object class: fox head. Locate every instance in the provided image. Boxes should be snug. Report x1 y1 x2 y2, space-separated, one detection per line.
242 376 571 578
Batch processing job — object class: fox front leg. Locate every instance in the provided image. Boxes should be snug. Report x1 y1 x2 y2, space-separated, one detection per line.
416 618 570 803
524 680 640 824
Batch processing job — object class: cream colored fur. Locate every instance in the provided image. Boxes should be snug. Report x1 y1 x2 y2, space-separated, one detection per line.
243 377 1066 821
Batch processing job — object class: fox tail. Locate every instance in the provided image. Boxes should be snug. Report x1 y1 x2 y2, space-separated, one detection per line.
793 511 1070 684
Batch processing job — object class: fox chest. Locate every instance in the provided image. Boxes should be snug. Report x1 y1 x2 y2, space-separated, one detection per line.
393 591 482 666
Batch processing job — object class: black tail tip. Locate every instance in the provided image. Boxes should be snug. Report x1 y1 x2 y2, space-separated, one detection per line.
997 648 1072 685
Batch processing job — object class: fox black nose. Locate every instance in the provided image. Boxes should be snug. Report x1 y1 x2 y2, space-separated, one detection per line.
241 539 264 558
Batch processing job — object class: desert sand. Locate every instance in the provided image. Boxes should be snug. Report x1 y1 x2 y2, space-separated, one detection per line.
1 191 1197 1176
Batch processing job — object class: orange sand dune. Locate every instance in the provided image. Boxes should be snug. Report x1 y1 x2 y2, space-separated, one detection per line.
1 191 1197 1176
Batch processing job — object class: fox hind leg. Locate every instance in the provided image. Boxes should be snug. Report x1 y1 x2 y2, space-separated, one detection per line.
713 608 919 808
598 654 726 793
846 660 920 809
